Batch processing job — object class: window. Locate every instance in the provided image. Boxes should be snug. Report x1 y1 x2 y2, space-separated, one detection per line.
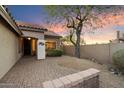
45 42 56 49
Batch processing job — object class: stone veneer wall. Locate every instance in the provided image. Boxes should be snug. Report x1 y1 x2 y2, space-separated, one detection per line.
42 68 100 88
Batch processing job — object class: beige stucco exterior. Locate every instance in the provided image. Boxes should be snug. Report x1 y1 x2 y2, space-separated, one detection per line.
0 19 22 79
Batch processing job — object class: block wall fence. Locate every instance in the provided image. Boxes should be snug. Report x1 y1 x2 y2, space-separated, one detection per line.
63 43 124 64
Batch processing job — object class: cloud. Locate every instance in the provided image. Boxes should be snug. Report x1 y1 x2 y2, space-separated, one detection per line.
41 12 124 44
83 26 117 44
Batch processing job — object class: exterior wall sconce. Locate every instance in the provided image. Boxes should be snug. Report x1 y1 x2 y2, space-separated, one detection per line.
27 37 31 40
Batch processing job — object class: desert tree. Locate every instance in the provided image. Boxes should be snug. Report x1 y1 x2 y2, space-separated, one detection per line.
44 5 123 58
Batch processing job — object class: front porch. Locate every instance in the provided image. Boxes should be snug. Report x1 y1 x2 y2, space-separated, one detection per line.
21 36 61 58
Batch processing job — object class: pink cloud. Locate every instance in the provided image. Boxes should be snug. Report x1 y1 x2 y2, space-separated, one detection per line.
42 12 124 44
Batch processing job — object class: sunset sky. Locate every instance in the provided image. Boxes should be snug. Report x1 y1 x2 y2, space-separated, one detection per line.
7 5 124 44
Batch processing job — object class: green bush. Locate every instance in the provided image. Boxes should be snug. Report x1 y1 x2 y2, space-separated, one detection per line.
46 49 63 57
112 49 124 74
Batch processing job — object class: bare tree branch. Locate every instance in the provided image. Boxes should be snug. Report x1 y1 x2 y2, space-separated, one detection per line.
76 7 82 21
66 16 76 29
69 29 76 46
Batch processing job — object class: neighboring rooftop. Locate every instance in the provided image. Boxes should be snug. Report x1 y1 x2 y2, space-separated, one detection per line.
45 30 61 37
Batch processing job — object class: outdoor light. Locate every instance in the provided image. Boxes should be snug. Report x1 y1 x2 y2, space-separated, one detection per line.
27 37 31 40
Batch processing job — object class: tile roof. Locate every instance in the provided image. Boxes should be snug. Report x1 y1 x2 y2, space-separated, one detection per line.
1 5 22 35
1 6 61 38
16 21 61 37
16 21 48 31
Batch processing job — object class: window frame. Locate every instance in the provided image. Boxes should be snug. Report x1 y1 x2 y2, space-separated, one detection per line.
45 41 56 50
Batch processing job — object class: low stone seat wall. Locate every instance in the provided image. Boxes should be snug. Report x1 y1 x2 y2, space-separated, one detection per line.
42 68 100 88
0 83 21 88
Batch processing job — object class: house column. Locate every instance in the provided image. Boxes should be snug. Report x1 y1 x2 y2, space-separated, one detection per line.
37 39 45 59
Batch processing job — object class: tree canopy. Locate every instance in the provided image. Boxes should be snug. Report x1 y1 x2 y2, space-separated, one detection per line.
44 5 124 58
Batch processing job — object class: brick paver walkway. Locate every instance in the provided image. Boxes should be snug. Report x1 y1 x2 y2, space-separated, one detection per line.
0 56 78 88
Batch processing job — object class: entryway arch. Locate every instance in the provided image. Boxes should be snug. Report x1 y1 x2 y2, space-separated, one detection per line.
23 37 38 56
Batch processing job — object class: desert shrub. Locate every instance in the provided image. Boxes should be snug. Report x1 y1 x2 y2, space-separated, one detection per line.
46 49 63 57
112 49 124 74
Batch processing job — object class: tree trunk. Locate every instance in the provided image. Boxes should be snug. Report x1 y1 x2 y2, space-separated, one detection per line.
75 30 81 58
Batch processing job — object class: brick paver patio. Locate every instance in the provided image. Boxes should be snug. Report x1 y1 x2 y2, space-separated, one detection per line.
0 56 78 88
1 55 124 88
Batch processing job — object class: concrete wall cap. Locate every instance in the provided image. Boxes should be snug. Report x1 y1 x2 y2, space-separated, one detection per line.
66 73 83 86
59 76 71 88
42 81 54 88
51 79 64 88
78 68 100 80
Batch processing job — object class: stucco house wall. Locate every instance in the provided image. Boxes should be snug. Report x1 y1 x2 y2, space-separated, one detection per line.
0 18 22 79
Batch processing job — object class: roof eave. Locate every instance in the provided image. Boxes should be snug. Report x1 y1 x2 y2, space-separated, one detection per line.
18 26 48 32
0 5 22 35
